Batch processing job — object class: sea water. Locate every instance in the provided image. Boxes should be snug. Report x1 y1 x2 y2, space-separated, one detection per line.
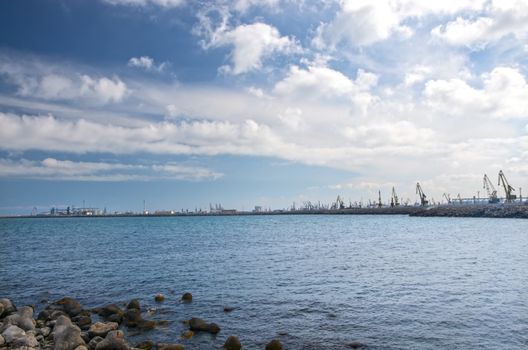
0 215 527 349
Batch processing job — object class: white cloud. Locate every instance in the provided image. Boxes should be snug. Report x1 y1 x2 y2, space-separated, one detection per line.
197 17 301 74
102 0 185 8
432 1 528 48
0 55 127 105
313 0 487 48
128 56 168 72
233 0 280 13
0 157 221 181
424 66 528 119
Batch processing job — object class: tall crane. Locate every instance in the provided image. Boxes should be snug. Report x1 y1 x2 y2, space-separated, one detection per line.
483 174 499 203
390 187 399 207
443 193 451 204
498 170 517 202
377 190 383 208
416 182 428 206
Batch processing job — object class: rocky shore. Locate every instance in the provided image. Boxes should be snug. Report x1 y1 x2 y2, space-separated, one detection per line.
0 295 307 350
411 204 528 219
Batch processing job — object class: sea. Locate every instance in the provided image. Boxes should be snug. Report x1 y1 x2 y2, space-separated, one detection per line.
0 215 527 349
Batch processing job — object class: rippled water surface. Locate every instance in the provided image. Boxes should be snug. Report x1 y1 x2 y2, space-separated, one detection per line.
1 215 527 349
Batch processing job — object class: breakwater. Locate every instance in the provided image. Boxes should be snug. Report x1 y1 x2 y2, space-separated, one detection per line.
411 204 528 219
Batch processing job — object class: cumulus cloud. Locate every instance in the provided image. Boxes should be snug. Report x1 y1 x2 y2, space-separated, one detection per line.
432 1 528 48
0 55 127 104
196 12 301 74
128 56 168 72
0 157 222 181
313 0 486 48
424 66 528 119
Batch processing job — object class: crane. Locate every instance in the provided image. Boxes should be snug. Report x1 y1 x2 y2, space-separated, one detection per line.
498 170 516 202
416 182 428 206
390 187 399 207
332 195 345 210
483 174 499 203
443 193 451 204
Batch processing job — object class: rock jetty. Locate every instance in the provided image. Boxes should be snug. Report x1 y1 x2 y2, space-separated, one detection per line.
411 204 528 218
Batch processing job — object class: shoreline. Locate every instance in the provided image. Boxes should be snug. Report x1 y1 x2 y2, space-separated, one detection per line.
1 204 527 219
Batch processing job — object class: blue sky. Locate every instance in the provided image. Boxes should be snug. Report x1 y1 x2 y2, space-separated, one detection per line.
1 0 527 214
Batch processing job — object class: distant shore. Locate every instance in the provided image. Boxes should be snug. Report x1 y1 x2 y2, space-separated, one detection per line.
2 204 528 219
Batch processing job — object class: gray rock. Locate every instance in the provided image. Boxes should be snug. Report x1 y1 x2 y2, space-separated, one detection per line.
81 331 90 343
49 298 83 318
188 317 220 334
123 309 142 328
88 322 118 338
0 304 4 318
2 325 26 343
0 299 16 317
74 345 89 350
53 315 85 350
2 306 36 331
72 315 92 331
87 336 104 350
134 340 153 350
156 343 184 350
0 334 5 346
12 332 39 348
95 331 129 350
39 327 51 338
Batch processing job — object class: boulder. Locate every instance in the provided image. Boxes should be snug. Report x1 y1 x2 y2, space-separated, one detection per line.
154 294 164 303
87 336 104 350
88 322 118 338
123 309 142 328
2 325 26 343
347 341 365 349
156 343 184 350
36 326 51 338
2 306 35 331
0 304 4 318
73 315 92 330
188 318 220 334
0 298 16 317
265 340 283 350
50 298 83 318
223 336 241 350
95 330 129 350
93 304 124 324
53 315 86 350
126 300 140 311
181 293 192 302
223 307 235 313
12 332 39 348
75 346 89 350
135 340 154 350
180 331 193 340
0 334 4 346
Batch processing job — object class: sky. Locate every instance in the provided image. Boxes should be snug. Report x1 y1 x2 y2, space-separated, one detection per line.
0 0 527 215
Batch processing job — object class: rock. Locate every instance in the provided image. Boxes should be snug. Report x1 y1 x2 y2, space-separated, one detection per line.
87 336 104 350
126 300 140 311
81 331 91 343
88 322 118 338
0 304 4 318
53 315 86 350
137 320 156 330
2 306 36 331
180 331 193 340
223 336 241 350
154 294 164 303
347 341 365 349
38 310 52 321
73 315 92 331
2 325 26 343
0 334 4 346
12 333 39 348
75 346 89 350
223 307 235 313
95 331 129 350
188 318 220 334
51 298 83 318
156 343 184 350
265 340 283 350
134 340 154 350
0 299 16 317
93 305 124 324
123 309 142 328
50 311 70 321
181 293 192 302
35 326 51 338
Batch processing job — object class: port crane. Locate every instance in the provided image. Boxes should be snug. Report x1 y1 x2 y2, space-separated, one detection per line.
498 170 516 202
390 187 399 207
416 182 428 206
443 193 451 204
377 190 383 208
332 195 345 210
483 174 499 203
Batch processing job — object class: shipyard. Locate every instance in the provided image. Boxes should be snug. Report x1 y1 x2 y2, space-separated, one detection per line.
8 169 527 219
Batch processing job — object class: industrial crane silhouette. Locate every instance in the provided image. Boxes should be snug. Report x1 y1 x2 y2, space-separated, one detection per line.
390 187 399 207
483 174 499 203
498 170 516 202
416 182 428 206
